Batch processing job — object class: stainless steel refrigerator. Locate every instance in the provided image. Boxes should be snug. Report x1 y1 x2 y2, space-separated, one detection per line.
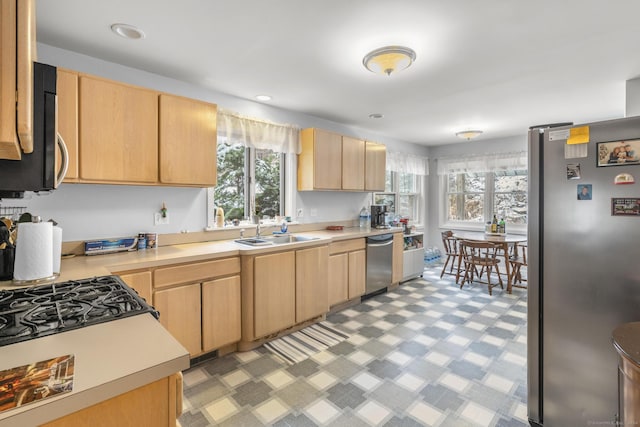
528 116 640 426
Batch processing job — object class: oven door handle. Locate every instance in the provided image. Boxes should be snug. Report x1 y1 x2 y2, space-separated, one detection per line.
55 133 69 188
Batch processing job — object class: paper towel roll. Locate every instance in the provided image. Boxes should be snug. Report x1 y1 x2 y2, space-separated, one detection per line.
13 222 54 281
52 226 62 274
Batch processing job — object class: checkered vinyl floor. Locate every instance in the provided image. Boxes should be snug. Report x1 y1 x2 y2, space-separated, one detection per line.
179 266 529 426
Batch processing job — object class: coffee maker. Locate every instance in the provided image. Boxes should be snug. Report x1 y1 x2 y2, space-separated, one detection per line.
370 205 389 229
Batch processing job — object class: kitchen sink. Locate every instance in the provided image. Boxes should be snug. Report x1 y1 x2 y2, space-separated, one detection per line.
233 238 273 246
234 235 320 246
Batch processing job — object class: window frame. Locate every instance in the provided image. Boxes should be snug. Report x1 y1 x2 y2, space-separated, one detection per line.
207 145 286 229
377 170 425 228
439 170 527 234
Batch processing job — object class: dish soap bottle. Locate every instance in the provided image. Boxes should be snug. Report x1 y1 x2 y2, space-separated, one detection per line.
216 207 225 228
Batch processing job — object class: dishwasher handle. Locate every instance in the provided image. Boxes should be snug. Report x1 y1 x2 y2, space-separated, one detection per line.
367 240 394 248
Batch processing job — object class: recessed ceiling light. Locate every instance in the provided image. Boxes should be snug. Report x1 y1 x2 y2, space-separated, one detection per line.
255 95 272 101
369 113 384 119
110 23 146 40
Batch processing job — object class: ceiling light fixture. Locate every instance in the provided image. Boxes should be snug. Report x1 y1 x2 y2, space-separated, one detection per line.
255 95 272 102
369 113 384 119
363 46 416 76
455 130 483 140
110 23 146 40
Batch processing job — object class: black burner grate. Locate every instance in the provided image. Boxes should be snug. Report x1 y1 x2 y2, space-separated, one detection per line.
0 276 159 347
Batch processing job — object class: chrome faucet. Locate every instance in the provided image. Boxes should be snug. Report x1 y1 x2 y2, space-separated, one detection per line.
255 222 262 238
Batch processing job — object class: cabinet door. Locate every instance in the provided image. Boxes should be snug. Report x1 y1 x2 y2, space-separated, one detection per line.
254 251 295 338
79 76 158 182
392 233 404 284
298 128 342 190
57 69 79 179
342 136 365 190
159 94 217 186
296 246 329 323
202 275 241 352
117 271 153 305
154 283 201 356
348 249 366 298
328 253 348 306
365 141 386 191
0 0 19 159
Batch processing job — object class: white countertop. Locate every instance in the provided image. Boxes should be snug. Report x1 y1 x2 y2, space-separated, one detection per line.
0 314 190 427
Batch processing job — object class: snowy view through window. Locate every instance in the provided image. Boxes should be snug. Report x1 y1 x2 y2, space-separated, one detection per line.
447 170 527 224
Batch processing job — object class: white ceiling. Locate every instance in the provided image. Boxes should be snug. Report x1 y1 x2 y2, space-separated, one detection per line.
36 0 640 146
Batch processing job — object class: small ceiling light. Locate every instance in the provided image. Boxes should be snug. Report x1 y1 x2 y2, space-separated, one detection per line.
363 46 416 76
455 130 484 140
255 95 272 102
369 113 384 119
110 23 146 40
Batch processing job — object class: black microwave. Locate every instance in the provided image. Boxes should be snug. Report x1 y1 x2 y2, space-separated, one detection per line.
0 62 67 199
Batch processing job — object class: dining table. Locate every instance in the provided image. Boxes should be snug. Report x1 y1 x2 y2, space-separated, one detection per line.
452 231 527 294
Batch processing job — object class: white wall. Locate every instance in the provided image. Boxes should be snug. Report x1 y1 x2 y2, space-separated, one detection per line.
424 135 528 248
626 77 640 117
0 44 429 241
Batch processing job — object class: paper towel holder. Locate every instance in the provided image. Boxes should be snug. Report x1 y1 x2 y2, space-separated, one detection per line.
11 217 60 286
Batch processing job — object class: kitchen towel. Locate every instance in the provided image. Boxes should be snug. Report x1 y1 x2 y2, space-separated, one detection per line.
13 222 53 281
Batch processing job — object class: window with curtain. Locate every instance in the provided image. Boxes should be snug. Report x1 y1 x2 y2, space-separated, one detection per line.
376 151 428 225
438 151 527 229
209 109 299 226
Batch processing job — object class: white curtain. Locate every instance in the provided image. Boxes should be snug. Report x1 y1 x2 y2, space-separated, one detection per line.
437 151 527 175
387 151 429 175
217 108 301 154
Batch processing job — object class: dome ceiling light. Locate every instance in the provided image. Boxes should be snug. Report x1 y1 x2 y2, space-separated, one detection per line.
363 46 416 76
455 130 483 140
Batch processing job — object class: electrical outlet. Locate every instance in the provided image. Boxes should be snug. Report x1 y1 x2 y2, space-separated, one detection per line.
310 208 317 217
296 208 303 218
154 212 169 225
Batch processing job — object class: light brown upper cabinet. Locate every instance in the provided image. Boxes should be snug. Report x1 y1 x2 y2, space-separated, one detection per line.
365 141 386 191
159 94 217 186
298 128 342 190
0 0 36 160
57 68 79 179
342 136 365 190
298 128 386 192
79 75 158 183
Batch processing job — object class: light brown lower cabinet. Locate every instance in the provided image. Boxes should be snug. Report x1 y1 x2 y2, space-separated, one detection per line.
295 246 329 323
328 238 366 306
202 276 241 352
253 251 296 338
117 270 153 305
241 245 330 346
392 233 404 284
123 256 243 358
154 283 202 356
41 373 182 427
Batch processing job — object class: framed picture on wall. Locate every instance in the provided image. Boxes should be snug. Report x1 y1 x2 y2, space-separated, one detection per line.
597 140 640 167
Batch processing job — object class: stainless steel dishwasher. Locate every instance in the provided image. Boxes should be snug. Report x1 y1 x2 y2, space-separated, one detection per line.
365 233 394 298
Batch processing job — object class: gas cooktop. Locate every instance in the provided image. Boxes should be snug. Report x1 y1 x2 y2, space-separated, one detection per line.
0 275 159 347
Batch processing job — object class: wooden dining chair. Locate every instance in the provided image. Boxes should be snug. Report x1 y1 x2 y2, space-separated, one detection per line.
440 231 459 278
508 241 527 289
459 240 503 295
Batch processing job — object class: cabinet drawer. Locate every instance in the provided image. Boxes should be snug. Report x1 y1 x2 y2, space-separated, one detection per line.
329 238 365 255
154 257 240 289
